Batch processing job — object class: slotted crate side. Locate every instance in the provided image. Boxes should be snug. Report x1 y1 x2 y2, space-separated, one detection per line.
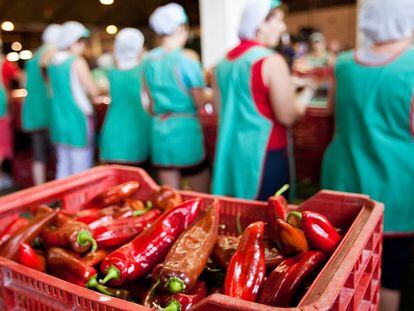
0 258 147 311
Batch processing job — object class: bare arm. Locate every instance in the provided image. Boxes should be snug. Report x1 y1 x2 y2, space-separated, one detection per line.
264 54 314 126
326 77 336 116
75 57 100 98
211 70 221 114
182 49 211 109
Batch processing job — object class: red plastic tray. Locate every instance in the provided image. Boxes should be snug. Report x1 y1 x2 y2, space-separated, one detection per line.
0 165 383 310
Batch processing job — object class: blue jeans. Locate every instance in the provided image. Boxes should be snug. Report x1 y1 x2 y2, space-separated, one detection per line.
257 148 289 201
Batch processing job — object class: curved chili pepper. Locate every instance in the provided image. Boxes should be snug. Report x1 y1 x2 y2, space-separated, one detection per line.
0 217 30 247
152 186 183 211
92 209 162 249
83 249 108 267
150 281 208 311
223 221 266 302
100 199 202 286
211 235 241 269
274 219 309 256
287 211 341 255
17 242 46 272
0 209 59 260
46 247 96 286
84 181 140 209
258 251 325 307
268 184 289 220
43 213 97 253
157 200 220 294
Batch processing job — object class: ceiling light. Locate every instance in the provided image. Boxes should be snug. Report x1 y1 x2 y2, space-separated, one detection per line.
106 25 118 35
11 41 22 51
1 21 15 31
19 50 33 60
6 52 19 62
100 0 114 5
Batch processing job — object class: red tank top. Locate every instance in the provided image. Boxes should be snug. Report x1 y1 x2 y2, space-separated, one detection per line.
227 40 287 150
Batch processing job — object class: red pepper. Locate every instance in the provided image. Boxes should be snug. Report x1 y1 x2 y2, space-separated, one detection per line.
0 209 59 260
274 219 309 256
100 199 202 286
268 184 289 220
0 217 30 247
258 251 325 307
287 211 341 255
17 242 46 272
223 221 266 302
67 206 122 225
43 213 97 253
152 186 183 211
152 281 208 311
83 249 108 267
92 209 162 249
84 181 140 209
47 247 96 286
157 200 220 294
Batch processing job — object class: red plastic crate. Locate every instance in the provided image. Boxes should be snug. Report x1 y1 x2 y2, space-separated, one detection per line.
0 165 383 311
293 107 334 182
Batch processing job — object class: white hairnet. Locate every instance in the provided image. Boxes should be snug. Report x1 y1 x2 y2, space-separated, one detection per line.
114 28 144 65
149 3 188 36
42 24 62 45
58 21 90 50
238 0 281 40
359 0 414 43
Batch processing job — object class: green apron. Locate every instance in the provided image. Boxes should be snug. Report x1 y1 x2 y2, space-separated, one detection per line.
47 56 88 148
100 65 151 163
22 46 51 131
321 49 414 234
212 46 274 199
142 48 204 167
0 60 8 118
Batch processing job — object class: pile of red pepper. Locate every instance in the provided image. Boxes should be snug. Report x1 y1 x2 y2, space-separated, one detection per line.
0 182 342 310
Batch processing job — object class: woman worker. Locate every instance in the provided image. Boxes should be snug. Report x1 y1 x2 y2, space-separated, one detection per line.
48 21 100 179
0 38 22 189
212 0 315 200
23 24 61 185
142 3 209 192
100 28 151 165
321 1 414 310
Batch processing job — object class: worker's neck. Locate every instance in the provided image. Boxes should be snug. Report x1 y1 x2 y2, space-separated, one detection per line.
161 36 182 51
371 37 412 55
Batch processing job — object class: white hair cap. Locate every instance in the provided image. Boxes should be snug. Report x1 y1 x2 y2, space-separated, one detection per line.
42 24 62 45
149 3 188 36
238 0 281 40
359 0 414 43
114 28 144 65
58 21 90 50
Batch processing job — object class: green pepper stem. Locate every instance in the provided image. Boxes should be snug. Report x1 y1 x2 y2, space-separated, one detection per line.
133 201 153 217
165 277 186 294
287 211 303 228
274 184 290 198
77 230 98 252
157 299 181 311
86 276 116 297
100 266 121 285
